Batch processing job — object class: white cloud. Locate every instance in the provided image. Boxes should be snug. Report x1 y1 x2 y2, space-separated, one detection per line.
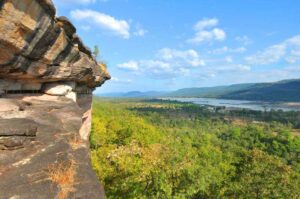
286 50 300 63
158 48 197 60
234 64 251 71
246 35 300 65
194 18 218 31
235 36 252 45
157 48 205 67
111 77 132 83
70 9 130 39
140 60 171 70
214 64 251 73
138 60 190 79
117 48 205 79
138 60 177 78
117 60 139 71
222 65 300 84
286 35 300 46
210 46 247 54
187 18 226 44
246 44 286 65
133 28 148 37
138 59 179 78
213 28 226 40
188 29 226 44
193 64 251 81
54 0 96 5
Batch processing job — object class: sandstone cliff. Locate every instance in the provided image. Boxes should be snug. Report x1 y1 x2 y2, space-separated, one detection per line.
0 0 110 198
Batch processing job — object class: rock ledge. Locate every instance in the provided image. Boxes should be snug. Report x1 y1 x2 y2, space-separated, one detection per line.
0 0 109 198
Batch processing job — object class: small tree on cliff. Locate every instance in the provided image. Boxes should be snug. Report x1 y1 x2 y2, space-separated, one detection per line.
93 45 100 60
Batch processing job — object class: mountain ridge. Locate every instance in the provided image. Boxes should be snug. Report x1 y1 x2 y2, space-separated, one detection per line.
98 79 300 102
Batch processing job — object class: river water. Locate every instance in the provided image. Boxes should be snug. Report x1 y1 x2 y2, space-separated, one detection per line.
161 98 300 112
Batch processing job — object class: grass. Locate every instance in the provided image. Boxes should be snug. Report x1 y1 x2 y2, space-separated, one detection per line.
48 159 76 199
69 134 83 150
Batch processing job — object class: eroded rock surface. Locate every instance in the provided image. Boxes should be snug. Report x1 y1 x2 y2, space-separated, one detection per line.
0 0 110 198
0 96 105 198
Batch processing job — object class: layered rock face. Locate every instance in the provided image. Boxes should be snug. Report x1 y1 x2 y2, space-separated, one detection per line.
0 0 110 98
0 0 110 198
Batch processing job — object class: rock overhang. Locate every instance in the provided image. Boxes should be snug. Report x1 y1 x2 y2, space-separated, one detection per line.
0 0 110 97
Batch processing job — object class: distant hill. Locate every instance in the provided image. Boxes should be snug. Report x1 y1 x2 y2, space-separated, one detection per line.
98 79 300 102
166 83 255 98
166 79 300 102
98 91 167 98
220 79 300 102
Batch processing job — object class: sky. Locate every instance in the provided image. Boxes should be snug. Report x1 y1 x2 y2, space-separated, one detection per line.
52 0 300 93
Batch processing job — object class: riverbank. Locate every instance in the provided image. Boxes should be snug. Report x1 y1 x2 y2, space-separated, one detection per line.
160 97 300 112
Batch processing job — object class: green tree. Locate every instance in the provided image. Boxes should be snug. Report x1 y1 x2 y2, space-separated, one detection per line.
93 45 100 59
224 149 300 199
91 99 300 199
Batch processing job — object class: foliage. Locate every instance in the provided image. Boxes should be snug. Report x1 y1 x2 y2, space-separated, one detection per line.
91 98 300 199
93 45 100 59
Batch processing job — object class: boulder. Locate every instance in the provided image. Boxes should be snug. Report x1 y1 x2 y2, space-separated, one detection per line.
0 118 38 136
66 91 77 102
42 82 75 96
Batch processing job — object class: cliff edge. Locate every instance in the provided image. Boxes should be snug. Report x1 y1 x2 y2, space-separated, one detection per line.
0 0 110 198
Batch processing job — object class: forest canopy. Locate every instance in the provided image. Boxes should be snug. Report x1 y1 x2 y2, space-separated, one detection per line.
91 98 300 199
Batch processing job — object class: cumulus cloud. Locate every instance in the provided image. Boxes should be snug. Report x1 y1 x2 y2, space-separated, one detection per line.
194 66 247 82
157 48 205 67
117 48 205 79
194 18 218 30
210 46 247 54
191 63 252 82
111 77 132 83
187 18 226 44
70 9 130 39
117 60 139 71
246 44 286 65
140 60 171 70
139 60 177 78
246 35 300 65
213 64 251 73
286 50 300 63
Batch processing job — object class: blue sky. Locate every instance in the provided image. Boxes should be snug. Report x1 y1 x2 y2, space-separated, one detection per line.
52 0 300 93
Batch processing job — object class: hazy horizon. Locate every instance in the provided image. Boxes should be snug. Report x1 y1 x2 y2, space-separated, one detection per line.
96 78 300 94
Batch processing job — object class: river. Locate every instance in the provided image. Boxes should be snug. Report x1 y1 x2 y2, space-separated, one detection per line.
161 98 300 112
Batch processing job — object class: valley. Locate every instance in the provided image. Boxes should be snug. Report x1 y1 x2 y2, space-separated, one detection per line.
91 98 300 199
